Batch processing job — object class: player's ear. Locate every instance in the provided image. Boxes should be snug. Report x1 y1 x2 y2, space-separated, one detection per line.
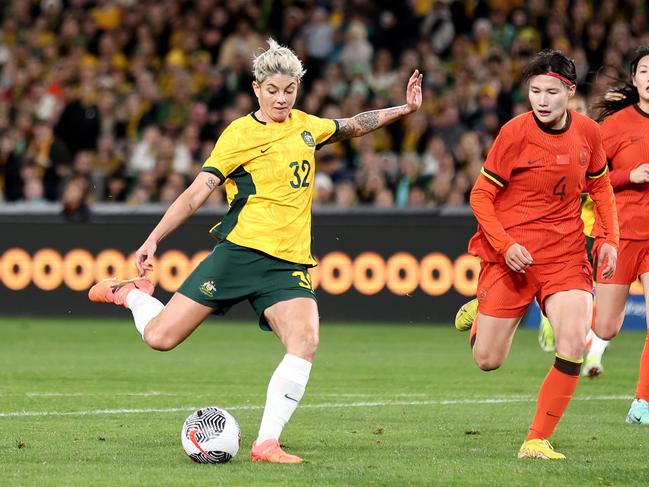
252 80 261 98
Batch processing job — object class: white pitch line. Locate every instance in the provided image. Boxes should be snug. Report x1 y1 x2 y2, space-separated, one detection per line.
23 391 179 398
0 395 632 418
9 392 438 399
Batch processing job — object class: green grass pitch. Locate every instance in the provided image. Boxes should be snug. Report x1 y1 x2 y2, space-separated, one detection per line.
1 317 648 486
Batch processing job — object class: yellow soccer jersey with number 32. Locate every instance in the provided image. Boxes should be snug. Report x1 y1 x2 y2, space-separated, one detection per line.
202 109 338 265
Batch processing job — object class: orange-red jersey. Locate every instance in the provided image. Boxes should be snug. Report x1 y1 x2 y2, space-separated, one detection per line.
469 110 619 264
592 104 649 240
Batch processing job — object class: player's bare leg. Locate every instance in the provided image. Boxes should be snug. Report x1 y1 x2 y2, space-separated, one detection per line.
582 283 627 379
593 283 629 340
141 293 214 351
547 290 591 359
251 297 319 464
89 278 213 351
471 313 520 371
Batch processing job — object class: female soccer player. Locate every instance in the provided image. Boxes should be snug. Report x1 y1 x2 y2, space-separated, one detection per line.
537 93 611 378
467 49 619 459
590 45 649 424
88 39 423 463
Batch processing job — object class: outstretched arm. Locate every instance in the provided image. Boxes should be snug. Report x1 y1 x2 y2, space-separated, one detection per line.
136 171 221 275
328 70 423 144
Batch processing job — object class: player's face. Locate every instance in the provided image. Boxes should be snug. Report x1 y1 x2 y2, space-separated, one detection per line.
632 55 649 107
528 75 574 129
252 74 299 123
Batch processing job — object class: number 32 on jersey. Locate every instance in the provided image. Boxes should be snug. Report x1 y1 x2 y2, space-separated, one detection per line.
289 160 312 189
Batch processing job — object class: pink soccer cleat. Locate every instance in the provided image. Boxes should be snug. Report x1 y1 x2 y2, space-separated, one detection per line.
88 277 154 307
250 439 303 464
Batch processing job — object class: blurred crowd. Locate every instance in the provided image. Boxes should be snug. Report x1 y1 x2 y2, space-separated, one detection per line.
1 0 648 218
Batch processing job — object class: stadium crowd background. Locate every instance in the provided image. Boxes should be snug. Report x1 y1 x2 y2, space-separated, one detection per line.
1 0 648 220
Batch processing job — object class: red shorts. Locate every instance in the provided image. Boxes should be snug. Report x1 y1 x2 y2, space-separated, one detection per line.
594 238 649 284
476 259 593 318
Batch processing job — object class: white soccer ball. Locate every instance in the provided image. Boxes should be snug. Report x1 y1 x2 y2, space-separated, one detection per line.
181 407 240 464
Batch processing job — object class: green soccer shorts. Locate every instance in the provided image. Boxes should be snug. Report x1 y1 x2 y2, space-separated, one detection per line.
177 239 316 330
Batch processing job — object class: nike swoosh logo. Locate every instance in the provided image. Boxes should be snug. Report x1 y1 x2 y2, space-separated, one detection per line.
284 393 299 403
188 429 210 456
261 145 272 153
546 412 561 418
629 137 642 143
527 159 540 165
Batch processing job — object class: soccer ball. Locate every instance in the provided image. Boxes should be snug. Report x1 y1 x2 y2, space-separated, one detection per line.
181 407 240 464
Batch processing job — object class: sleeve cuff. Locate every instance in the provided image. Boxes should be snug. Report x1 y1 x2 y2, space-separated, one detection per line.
316 119 340 150
202 167 226 185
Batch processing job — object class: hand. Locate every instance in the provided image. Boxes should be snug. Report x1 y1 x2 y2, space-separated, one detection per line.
598 242 617 280
135 239 157 276
604 90 626 102
630 163 649 184
405 69 423 114
504 243 533 273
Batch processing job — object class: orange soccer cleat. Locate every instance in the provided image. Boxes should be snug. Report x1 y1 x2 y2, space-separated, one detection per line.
87 277 154 307
250 439 303 464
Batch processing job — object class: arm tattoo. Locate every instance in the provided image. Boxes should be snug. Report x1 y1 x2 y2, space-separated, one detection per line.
328 118 356 144
205 177 218 190
355 111 380 132
382 106 406 120
328 105 409 144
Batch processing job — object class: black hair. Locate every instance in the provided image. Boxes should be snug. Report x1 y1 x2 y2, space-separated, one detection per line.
594 45 649 122
521 49 577 86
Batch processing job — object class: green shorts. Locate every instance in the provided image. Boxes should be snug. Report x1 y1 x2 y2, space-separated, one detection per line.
177 240 316 330
585 235 594 267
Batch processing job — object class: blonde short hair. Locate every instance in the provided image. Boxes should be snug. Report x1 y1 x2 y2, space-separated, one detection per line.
252 38 306 83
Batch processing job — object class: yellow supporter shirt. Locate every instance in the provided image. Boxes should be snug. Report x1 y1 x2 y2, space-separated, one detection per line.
202 110 338 265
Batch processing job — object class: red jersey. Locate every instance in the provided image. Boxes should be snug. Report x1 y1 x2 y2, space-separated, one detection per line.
469 110 618 264
592 104 649 240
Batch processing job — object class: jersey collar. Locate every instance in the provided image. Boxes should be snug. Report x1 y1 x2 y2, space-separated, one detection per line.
250 112 266 125
532 110 571 135
633 104 649 119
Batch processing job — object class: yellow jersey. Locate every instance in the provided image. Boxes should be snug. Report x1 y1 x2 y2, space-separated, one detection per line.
203 110 338 265
581 194 595 237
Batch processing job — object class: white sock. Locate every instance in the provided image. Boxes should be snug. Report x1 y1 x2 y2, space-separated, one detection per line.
256 354 312 444
588 333 610 359
125 289 164 338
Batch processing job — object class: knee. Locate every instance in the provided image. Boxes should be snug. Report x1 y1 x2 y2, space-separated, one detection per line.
302 327 319 356
596 328 619 341
473 351 502 371
595 315 624 341
143 327 177 352
557 334 588 358
288 327 319 361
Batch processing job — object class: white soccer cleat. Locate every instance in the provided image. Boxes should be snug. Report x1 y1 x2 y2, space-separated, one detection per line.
581 355 604 378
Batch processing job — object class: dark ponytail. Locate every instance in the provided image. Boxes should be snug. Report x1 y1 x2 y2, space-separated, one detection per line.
594 45 649 122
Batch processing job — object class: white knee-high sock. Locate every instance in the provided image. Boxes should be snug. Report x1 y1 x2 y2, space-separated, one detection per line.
588 333 610 359
125 290 164 338
256 354 312 444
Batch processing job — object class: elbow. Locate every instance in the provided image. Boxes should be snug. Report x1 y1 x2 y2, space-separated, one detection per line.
469 187 485 211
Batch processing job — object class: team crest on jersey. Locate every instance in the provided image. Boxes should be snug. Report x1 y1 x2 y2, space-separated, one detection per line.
199 280 216 297
301 130 316 147
579 147 589 167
